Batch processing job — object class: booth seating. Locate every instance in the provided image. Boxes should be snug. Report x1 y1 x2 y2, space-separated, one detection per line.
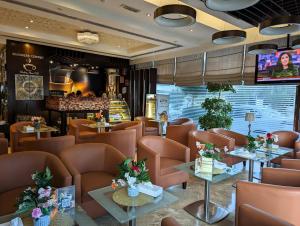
13 135 75 156
0 151 72 216
236 181 300 226
138 136 189 189
0 133 8 155
60 143 126 218
238 204 294 226
111 121 143 145
135 117 159 136
188 130 245 166
166 118 196 146
270 131 300 165
10 122 51 153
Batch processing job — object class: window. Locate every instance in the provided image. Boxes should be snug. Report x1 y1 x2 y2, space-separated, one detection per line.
157 84 296 135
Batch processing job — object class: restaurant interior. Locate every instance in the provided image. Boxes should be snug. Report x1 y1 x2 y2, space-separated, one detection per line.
1 0 300 226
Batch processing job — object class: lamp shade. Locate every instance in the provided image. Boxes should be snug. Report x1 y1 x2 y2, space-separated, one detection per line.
245 112 255 122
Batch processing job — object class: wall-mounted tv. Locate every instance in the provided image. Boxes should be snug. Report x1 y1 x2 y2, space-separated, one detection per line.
255 49 300 84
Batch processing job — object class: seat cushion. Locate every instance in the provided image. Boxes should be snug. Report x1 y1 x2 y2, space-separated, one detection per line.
0 186 28 216
160 157 184 176
81 171 114 203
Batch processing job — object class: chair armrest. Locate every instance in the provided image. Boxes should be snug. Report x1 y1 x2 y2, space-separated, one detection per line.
281 159 300 170
0 138 8 155
68 124 79 141
262 167 300 187
294 140 300 152
238 204 294 226
162 139 190 163
46 157 72 188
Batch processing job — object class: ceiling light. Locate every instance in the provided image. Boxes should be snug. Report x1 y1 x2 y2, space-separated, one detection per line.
77 31 99 45
212 30 246 45
154 4 196 27
146 13 151 17
260 16 300 35
248 44 278 55
189 29 193 32
292 39 300 49
204 0 259 11
25 26 29 29
30 20 34 23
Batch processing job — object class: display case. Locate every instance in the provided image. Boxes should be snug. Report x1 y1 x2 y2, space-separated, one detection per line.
145 94 169 120
109 99 131 123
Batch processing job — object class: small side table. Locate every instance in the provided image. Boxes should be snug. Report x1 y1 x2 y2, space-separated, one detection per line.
18 126 58 140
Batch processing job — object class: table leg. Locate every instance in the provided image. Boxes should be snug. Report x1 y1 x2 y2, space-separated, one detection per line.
248 160 254 182
128 219 136 226
97 127 101 133
184 180 229 224
36 132 41 140
127 206 136 226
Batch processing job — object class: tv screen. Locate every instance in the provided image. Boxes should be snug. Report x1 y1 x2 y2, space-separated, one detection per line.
256 49 300 84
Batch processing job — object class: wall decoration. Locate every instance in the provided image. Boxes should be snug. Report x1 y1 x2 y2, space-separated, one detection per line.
15 74 44 100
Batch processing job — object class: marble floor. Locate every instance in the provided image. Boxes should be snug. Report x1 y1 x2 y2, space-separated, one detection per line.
95 162 263 226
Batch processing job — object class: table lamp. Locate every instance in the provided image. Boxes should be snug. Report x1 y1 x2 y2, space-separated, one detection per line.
245 112 255 136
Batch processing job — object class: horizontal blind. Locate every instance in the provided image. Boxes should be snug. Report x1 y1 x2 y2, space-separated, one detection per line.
244 53 256 85
157 84 296 136
205 46 243 84
135 62 152 70
175 54 203 86
155 58 174 84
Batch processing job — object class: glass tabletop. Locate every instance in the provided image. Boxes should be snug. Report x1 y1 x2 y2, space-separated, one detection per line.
228 147 292 163
88 186 178 224
175 161 241 184
82 123 113 128
18 126 58 134
0 206 97 226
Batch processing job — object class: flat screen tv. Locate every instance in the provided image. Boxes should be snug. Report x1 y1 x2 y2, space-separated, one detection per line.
255 49 300 84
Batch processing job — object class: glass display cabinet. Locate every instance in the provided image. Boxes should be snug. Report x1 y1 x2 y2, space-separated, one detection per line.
109 99 131 123
145 94 169 120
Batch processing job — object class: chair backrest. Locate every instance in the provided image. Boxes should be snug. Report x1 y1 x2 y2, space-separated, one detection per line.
209 128 248 147
166 123 196 146
69 119 95 132
60 143 125 176
0 151 70 193
188 130 235 160
0 137 8 155
169 118 193 125
112 121 143 143
272 131 299 149
0 132 4 138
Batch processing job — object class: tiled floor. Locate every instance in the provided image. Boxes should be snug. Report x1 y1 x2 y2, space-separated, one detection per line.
95 162 263 226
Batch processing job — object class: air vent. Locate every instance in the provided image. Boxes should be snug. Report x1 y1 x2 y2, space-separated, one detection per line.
120 4 140 13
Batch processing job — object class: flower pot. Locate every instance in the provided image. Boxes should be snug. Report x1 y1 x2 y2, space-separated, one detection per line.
266 143 273 150
33 215 50 226
127 186 139 197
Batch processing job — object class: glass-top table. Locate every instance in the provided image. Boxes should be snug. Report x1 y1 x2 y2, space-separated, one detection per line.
0 206 97 226
18 126 58 139
228 146 293 181
88 186 178 226
175 161 241 224
82 123 114 133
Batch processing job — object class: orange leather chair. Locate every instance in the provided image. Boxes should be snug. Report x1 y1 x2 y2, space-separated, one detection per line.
112 121 143 145
138 136 190 189
68 119 97 143
10 121 51 153
14 135 75 156
59 143 126 218
0 151 72 216
166 118 196 146
188 130 244 166
0 133 8 155
238 204 294 226
236 181 300 226
135 116 159 136
271 131 300 165
161 217 181 226
209 128 248 147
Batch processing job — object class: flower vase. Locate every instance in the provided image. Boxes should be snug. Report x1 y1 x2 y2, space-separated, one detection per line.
33 121 41 130
33 215 50 226
266 143 273 150
127 186 139 197
96 121 101 127
100 118 106 126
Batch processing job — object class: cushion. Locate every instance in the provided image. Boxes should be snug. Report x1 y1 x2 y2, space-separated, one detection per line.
0 186 28 216
160 157 184 176
81 171 114 203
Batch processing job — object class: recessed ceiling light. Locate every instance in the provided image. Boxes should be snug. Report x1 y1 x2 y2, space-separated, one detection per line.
117 45 121 48
189 29 193 32
30 20 34 23
146 13 151 17
25 26 29 29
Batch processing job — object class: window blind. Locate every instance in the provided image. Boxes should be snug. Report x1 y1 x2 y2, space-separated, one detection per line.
155 58 175 85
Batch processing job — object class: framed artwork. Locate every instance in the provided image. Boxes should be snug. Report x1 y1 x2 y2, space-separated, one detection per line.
15 74 44 100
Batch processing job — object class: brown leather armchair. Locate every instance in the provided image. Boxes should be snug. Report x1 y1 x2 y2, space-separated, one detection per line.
236 181 300 226
238 204 294 226
135 116 159 136
10 121 51 153
112 121 143 145
209 128 248 147
188 130 244 166
0 133 8 155
137 136 190 189
14 135 75 156
271 131 300 165
161 217 181 226
68 119 97 144
0 151 72 216
59 143 126 218
166 119 196 146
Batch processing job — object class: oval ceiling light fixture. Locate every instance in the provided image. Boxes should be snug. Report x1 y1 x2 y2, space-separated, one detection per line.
154 4 196 27
292 38 300 49
212 30 246 45
204 0 260 11
248 44 278 55
260 16 300 35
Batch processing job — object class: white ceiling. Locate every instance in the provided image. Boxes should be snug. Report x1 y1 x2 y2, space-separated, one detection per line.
0 0 299 62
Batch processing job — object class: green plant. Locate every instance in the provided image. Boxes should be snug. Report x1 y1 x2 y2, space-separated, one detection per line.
199 82 235 130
